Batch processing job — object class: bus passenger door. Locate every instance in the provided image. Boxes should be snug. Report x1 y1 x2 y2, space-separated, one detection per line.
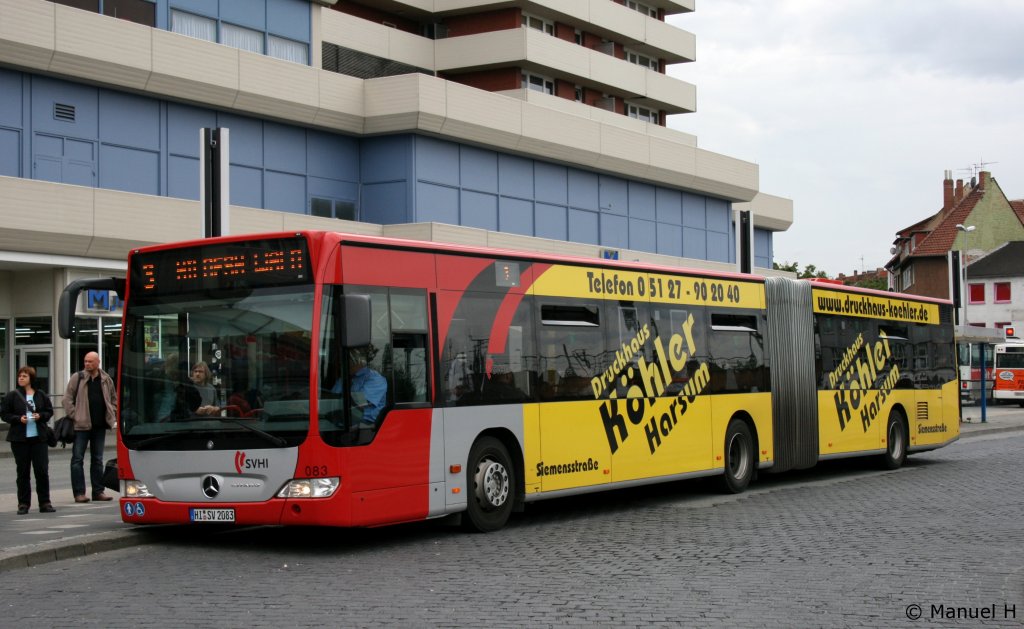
534 298 611 493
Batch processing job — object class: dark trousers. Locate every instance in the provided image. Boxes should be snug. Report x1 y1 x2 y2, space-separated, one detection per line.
11 438 50 507
71 426 106 498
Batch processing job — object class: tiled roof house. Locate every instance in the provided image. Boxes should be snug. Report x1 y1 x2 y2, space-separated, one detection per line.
886 171 1024 300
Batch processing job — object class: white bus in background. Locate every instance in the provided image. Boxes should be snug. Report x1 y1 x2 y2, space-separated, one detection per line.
993 336 1024 406
958 341 994 404
957 323 1022 404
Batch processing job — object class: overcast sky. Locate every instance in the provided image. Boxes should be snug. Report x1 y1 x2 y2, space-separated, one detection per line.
666 1 1024 277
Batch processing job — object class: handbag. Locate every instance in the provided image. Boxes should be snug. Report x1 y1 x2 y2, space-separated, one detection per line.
45 424 57 447
54 416 75 448
102 458 120 493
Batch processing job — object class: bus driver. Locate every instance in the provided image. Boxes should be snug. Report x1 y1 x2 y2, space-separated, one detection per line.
332 349 387 424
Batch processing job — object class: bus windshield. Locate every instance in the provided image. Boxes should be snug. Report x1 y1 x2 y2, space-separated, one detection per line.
996 345 1024 369
957 342 995 369
118 285 315 450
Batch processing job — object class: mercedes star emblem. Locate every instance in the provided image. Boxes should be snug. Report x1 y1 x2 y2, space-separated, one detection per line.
202 475 220 499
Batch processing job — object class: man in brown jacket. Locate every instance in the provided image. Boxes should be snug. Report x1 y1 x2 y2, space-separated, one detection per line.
62 351 117 502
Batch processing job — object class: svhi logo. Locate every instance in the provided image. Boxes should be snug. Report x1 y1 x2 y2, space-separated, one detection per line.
234 451 269 473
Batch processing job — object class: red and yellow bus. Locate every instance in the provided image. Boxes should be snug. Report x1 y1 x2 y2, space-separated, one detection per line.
60 231 959 531
993 342 1024 406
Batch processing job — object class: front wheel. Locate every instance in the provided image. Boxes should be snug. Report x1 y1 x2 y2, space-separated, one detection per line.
720 419 754 494
879 410 907 470
463 436 515 532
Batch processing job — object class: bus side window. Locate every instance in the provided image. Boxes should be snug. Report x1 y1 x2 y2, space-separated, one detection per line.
880 324 914 388
388 289 429 404
538 300 604 401
708 312 765 393
440 291 535 406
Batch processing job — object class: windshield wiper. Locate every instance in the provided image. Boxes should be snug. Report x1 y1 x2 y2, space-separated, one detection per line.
214 418 288 447
132 431 190 450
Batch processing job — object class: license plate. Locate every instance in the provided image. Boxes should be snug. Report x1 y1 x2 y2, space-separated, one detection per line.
190 508 235 522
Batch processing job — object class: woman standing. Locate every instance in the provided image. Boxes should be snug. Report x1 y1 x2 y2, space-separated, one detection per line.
3 366 55 514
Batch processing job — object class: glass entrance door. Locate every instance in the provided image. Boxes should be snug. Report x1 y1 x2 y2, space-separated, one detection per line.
18 348 53 396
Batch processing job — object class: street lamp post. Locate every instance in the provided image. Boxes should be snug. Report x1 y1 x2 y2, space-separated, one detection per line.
955 224 976 323
956 223 985 421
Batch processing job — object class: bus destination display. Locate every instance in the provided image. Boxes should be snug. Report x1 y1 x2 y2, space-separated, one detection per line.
131 238 310 295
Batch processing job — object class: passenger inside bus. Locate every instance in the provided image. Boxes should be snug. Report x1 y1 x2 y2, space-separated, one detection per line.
150 354 201 421
479 364 530 403
225 378 264 417
190 361 217 407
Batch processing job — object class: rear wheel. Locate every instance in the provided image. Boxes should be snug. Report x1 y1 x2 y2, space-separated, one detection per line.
720 419 754 493
463 436 515 532
880 410 907 470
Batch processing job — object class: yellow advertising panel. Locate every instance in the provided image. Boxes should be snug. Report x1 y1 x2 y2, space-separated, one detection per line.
817 327 911 454
536 401 611 492
909 384 959 448
525 266 770 491
710 393 774 467
608 395 714 483
813 287 940 325
522 404 541 495
533 264 764 309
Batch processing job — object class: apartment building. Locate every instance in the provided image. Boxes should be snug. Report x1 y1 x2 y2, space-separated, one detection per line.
0 0 792 394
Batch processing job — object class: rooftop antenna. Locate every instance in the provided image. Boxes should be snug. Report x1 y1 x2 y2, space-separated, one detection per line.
971 159 998 177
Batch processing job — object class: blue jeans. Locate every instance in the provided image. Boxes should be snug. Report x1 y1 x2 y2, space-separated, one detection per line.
71 428 106 498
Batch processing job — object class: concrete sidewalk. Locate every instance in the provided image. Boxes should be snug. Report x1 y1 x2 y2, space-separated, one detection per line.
1 407 1023 573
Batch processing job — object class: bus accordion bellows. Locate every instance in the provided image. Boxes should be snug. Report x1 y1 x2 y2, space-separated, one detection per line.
59 231 960 532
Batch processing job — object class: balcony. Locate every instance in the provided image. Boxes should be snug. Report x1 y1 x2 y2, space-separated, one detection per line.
435 27 695 113
320 9 435 72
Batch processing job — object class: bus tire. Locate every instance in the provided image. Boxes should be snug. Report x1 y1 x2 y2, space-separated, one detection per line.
463 436 515 532
720 419 754 494
880 410 907 470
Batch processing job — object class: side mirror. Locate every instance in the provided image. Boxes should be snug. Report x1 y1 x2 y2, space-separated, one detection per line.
58 277 126 339
341 294 371 348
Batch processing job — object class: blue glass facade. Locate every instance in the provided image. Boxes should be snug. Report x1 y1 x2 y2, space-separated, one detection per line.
0 67 774 266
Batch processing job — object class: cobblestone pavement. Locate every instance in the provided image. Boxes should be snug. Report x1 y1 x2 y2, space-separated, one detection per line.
4 432 1022 628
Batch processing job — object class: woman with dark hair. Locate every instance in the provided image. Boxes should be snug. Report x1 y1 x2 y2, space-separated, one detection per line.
3 366 55 514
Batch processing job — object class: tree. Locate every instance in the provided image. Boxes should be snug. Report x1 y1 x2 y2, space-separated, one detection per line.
773 261 829 279
852 276 888 291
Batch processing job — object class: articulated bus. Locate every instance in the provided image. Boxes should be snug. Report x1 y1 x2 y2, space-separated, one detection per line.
993 342 1024 406
60 231 959 531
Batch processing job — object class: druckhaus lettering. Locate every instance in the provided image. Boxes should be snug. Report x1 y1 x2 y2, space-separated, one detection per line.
814 291 933 323
829 330 898 432
598 314 710 455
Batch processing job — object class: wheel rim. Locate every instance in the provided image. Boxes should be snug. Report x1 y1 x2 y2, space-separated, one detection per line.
727 432 750 481
474 457 509 510
888 421 904 460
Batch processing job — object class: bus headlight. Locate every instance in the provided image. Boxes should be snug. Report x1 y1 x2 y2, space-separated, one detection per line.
277 477 340 499
124 480 153 498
